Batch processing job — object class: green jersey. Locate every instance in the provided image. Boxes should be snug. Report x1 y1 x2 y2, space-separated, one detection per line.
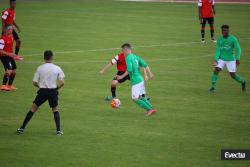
125 53 148 85
214 35 241 61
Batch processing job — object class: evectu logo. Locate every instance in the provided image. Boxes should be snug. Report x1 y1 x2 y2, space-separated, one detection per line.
221 149 250 160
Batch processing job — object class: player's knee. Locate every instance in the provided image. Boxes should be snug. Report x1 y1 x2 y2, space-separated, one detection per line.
230 73 236 79
31 103 38 112
5 70 12 76
132 98 138 103
112 80 118 86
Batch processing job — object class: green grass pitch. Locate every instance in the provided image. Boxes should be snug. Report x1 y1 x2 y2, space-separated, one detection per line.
0 0 250 166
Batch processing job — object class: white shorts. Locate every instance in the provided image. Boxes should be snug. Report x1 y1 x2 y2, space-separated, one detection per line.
131 81 146 99
216 59 236 72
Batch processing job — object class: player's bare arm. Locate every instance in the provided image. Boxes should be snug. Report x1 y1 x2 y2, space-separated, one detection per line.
142 68 149 81
57 79 65 90
0 50 16 58
198 6 202 24
100 62 112 74
145 66 154 80
212 5 216 15
116 71 128 80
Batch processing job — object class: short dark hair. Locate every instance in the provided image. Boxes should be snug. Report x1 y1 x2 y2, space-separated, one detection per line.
10 0 16 2
221 25 229 29
121 43 132 49
44 50 53 60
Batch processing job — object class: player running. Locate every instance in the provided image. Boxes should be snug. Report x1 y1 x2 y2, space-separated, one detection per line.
209 25 246 93
99 52 130 100
117 43 156 116
198 0 216 43
0 25 22 91
2 0 21 55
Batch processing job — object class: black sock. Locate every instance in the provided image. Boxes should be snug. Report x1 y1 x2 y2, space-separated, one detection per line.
2 73 9 85
53 111 61 131
20 111 34 129
8 73 16 85
15 46 20 55
210 29 214 38
201 29 205 39
111 86 116 98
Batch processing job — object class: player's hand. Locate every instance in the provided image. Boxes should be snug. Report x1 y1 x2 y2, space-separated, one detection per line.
149 73 155 80
99 70 105 74
8 53 16 58
14 55 24 61
212 61 217 67
144 75 149 82
116 75 122 80
236 60 240 66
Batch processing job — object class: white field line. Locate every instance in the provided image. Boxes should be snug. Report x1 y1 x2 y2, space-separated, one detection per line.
117 0 250 4
21 54 212 64
22 41 201 57
22 37 250 58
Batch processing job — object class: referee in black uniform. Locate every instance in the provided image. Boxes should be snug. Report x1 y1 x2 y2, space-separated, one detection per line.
17 50 65 135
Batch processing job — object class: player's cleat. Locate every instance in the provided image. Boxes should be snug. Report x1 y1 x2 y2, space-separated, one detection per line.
0 85 11 91
201 39 205 44
105 96 112 102
146 109 157 116
17 128 24 134
56 131 63 136
211 38 217 43
208 87 216 93
14 55 24 61
7 85 18 90
242 81 246 92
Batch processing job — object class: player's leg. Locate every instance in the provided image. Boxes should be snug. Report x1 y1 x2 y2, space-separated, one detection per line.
49 90 63 135
7 59 17 89
17 103 39 134
0 57 12 91
111 79 119 98
201 18 207 43
209 60 224 92
132 82 156 116
208 18 216 42
17 90 47 134
227 61 246 91
13 30 21 55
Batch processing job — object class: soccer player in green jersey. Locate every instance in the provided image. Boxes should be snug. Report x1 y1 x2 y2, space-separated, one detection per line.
209 25 246 92
117 43 157 116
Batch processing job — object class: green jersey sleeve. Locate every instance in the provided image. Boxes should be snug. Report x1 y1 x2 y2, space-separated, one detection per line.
234 37 242 60
138 56 148 68
214 39 221 61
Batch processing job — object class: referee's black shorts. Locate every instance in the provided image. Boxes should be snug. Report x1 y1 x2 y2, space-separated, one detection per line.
33 89 59 108
0 56 17 70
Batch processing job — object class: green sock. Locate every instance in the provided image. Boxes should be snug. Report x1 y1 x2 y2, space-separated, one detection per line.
141 97 153 108
135 99 152 111
234 74 245 84
211 73 218 88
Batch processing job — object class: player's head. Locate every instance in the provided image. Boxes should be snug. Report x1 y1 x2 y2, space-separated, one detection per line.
4 25 13 35
44 50 53 62
221 25 229 37
121 43 132 55
10 0 16 9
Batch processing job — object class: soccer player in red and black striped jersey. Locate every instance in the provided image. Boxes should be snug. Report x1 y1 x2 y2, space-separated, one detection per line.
0 25 21 91
100 52 130 100
198 0 216 43
2 0 21 55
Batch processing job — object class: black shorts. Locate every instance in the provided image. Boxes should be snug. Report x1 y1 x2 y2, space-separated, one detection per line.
1 30 19 40
114 71 130 83
202 17 214 25
33 89 59 108
0 56 17 70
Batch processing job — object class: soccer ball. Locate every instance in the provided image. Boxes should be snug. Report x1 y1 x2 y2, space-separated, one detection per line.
110 98 121 109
